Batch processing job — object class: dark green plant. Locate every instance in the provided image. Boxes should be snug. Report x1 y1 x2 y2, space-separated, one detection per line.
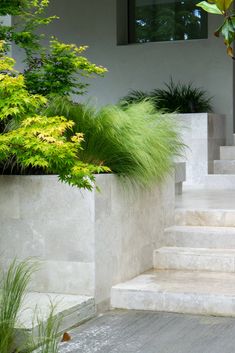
120 79 212 113
45 97 185 188
119 90 150 107
151 79 212 113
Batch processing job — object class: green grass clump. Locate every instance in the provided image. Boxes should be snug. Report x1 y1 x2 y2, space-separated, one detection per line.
120 79 212 113
46 98 185 188
30 303 61 353
151 79 212 113
0 259 35 353
0 259 64 353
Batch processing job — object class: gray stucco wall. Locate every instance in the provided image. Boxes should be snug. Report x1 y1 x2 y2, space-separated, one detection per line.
13 0 234 143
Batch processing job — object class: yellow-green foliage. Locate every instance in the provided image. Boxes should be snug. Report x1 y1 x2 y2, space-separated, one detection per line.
0 46 109 189
25 38 107 96
46 97 185 188
0 0 107 97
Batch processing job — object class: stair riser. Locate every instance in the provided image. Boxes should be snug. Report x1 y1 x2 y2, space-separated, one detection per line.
154 252 235 272
220 147 235 160
164 229 235 249
175 210 235 227
204 175 235 189
214 161 235 174
111 289 235 317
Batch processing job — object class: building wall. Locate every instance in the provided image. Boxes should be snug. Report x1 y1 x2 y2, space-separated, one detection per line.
13 0 234 143
0 174 175 309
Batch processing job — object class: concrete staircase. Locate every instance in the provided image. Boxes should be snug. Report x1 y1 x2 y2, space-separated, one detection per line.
214 134 235 174
111 193 235 317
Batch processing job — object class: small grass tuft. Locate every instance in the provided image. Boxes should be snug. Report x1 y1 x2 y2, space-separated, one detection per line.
0 259 37 353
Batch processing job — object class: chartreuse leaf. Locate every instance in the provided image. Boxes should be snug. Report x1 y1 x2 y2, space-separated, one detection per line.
215 0 233 11
197 1 223 14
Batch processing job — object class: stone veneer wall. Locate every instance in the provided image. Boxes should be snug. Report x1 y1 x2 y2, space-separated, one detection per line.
0 174 175 308
176 113 226 185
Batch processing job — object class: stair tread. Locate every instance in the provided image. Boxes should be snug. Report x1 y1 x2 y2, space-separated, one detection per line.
156 247 235 256
165 225 235 232
112 269 235 296
220 146 235 149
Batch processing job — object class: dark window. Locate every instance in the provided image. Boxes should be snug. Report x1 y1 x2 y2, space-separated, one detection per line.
128 0 208 43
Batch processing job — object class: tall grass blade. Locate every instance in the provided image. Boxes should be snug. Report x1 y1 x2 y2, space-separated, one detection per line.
0 259 37 353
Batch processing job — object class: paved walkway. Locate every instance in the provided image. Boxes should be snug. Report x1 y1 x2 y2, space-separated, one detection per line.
59 310 235 353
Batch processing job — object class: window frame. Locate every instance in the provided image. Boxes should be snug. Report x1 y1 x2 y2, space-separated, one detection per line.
127 0 208 44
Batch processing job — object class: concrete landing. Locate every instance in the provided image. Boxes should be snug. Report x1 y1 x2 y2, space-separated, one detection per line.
15 292 95 348
18 292 95 330
59 310 235 353
111 269 235 316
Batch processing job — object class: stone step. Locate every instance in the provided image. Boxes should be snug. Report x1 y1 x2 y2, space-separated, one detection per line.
214 160 235 174
15 292 95 349
164 225 235 248
111 270 235 316
175 209 235 227
204 175 235 189
153 247 235 272
220 146 235 160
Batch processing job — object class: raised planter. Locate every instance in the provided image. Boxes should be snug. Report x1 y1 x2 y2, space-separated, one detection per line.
0 173 175 310
176 113 226 185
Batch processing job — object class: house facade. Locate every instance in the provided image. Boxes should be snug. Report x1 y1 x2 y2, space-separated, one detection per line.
3 0 233 143
38 0 234 143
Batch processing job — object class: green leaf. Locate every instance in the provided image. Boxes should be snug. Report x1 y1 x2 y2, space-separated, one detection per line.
216 0 233 11
197 1 223 14
214 21 225 36
221 19 235 46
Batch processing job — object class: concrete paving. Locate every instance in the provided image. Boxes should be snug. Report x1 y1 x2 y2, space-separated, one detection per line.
59 310 235 353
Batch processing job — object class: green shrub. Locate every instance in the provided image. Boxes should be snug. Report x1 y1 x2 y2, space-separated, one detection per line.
0 0 107 97
0 0 28 16
0 44 109 189
24 38 107 97
120 79 212 113
45 98 185 188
